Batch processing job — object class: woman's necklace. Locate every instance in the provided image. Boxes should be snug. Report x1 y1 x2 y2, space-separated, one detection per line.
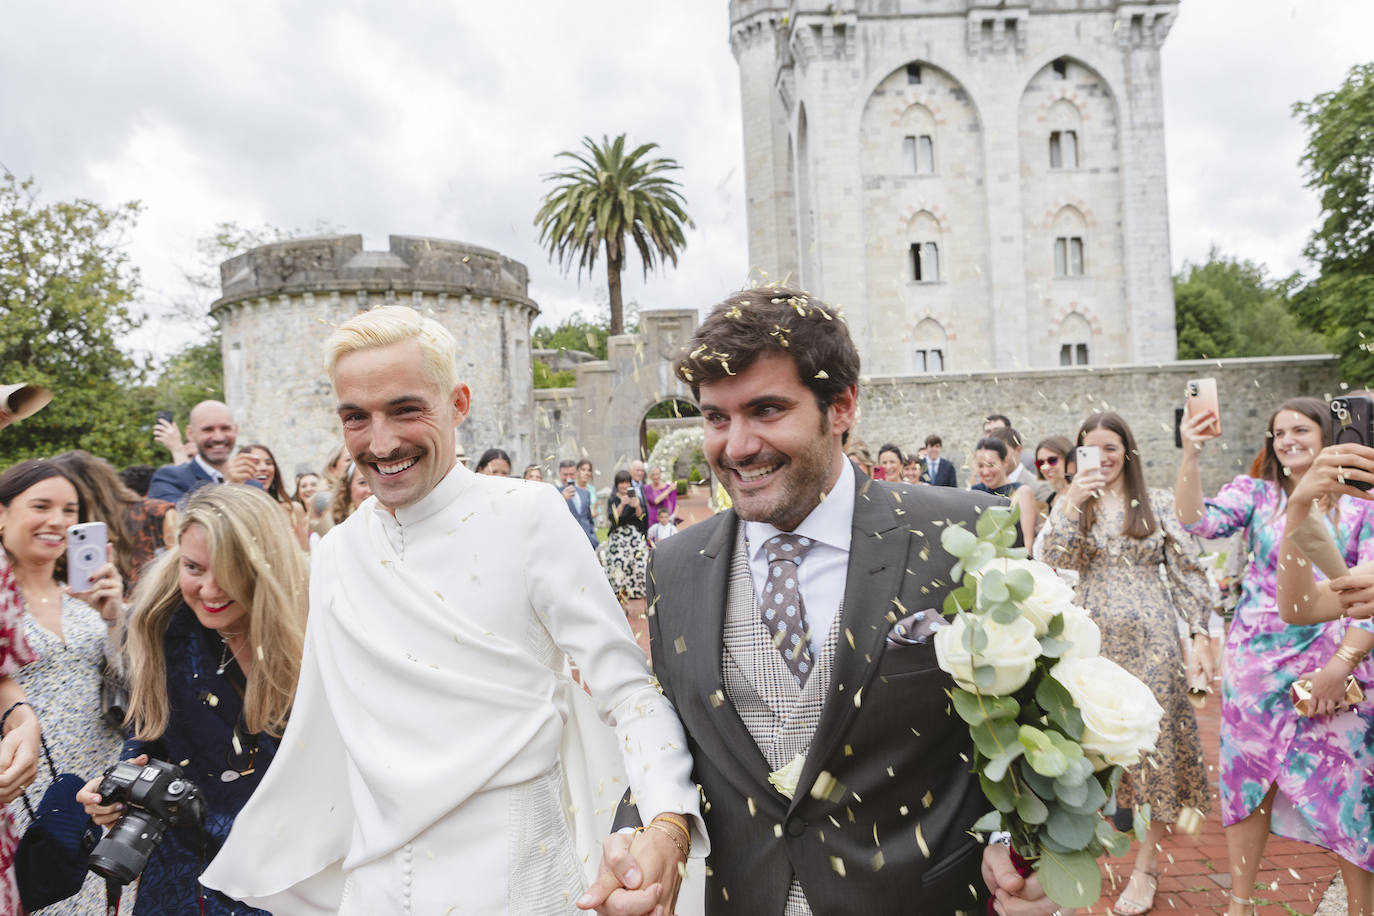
216 628 246 675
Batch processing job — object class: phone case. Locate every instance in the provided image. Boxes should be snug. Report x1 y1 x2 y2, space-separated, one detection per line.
1075 446 1100 472
66 522 107 592
1185 378 1221 436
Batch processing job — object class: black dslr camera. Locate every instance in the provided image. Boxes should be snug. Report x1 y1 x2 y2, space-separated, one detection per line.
87 759 207 885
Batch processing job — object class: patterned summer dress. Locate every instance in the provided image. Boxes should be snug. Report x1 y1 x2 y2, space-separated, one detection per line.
1039 487 1212 822
0 556 37 915
1184 475 1374 869
9 594 125 915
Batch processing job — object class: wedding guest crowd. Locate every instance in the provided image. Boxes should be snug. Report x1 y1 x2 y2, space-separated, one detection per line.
1 286 1373 916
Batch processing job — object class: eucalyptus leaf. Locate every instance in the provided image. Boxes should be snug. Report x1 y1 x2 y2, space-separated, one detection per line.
971 717 1021 759
971 623 989 653
1045 807 1098 849
973 665 996 689
1003 546 1029 559
1018 760 1056 798
1035 676 1085 740
965 542 996 574
980 771 1016 812
976 509 1000 539
984 748 1023 783
1014 790 1049 825
995 525 1018 548
1095 819 1132 858
1035 848 1102 908
1052 777 1089 807
972 809 1002 833
979 570 1009 605
1133 803 1151 843
1059 775 1108 816
1047 613 1065 638
952 689 1018 726
1037 832 1076 854
1019 725 1070 778
1037 635 1072 658
1006 568 1035 601
989 601 1021 625
941 524 977 559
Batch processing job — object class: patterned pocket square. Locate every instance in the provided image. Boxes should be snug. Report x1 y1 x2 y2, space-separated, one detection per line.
886 608 948 646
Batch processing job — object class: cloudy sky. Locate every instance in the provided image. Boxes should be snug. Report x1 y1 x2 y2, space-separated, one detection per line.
2 1 1371 362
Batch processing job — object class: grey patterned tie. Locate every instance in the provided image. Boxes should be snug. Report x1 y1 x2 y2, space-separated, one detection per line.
761 533 817 685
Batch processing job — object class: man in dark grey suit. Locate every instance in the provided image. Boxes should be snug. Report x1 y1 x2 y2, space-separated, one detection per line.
583 289 1060 916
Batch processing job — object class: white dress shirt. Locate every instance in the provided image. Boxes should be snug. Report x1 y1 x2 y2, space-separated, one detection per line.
743 458 855 657
194 453 225 483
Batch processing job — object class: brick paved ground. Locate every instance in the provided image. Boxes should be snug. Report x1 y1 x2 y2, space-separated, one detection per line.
618 487 1348 915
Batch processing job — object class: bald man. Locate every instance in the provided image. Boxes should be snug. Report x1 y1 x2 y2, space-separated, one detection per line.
148 400 254 502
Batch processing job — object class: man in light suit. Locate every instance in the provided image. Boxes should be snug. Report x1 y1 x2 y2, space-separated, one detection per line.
147 400 254 502
921 434 958 487
585 289 1059 916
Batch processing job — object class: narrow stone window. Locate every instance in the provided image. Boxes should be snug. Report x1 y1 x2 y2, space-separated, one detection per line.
905 135 935 173
1054 237 1084 277
906 63 922 85
1059 343 1090 366
903 136 916 173
915 349 945 373
1051 58 1068 80
1049 131 1078 169
910 242 940 282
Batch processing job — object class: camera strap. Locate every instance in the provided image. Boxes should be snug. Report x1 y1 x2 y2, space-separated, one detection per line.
104 877 120 915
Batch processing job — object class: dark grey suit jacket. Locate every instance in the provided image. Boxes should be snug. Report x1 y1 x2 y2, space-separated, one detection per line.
632 472 1006 915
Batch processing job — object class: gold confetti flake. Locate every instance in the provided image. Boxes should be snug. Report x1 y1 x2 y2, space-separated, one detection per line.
915 822 930 858
871 851 885 871
674 636 687 654
921 791 933 809
899 805 909 816
830 856 847 877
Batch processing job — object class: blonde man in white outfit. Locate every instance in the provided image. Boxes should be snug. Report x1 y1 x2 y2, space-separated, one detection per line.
203 306 704 915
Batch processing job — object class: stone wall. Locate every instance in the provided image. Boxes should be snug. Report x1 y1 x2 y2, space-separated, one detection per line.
854 355 1339 493
213 235 538 478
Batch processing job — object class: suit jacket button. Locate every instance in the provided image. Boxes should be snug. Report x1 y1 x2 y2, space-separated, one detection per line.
785 817 806 837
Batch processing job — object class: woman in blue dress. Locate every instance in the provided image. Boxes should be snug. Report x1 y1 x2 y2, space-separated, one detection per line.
80 484 308 915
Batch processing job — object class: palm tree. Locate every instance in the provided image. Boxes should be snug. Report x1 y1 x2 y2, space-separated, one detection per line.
534 134 693 336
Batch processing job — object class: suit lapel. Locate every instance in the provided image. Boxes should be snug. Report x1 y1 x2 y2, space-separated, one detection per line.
792 476 915 808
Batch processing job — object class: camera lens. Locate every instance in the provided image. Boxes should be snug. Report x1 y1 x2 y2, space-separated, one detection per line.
88 810 168 885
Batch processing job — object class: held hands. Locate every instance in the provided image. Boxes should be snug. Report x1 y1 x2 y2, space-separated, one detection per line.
1187 635 1215 685
78 754 148 827
68 543 124 622
578 827 685 916
0 708 40 804
981 843 1067 916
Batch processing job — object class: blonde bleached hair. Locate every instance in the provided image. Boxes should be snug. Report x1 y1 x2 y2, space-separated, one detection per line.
324 305 459 395
123 484 308 739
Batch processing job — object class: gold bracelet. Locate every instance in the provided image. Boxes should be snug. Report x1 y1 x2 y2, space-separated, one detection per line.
648 822 690 858
1334 645 1368 667
651 815 692 851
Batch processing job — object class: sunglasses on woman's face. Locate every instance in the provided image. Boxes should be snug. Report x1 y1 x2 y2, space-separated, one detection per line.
1036 456 1061 468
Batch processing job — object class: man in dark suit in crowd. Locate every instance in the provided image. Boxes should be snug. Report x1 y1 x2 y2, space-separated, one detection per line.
558 457 599 549
921 433 958 487
583 288 1058 916
148 400 254 502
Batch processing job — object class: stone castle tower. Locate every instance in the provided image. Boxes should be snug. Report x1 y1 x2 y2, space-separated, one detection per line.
212 235 538 476
730 0 1179 374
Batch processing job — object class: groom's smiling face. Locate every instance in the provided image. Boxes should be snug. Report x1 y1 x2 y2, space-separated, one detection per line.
334 340 470 514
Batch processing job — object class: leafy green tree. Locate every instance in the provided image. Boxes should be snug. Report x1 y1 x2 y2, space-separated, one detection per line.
1173 248 1324 359
0 174 160 467
1291 62 1374 383
534 134 692 335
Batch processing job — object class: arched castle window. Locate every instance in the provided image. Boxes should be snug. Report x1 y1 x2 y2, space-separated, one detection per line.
913 318 948 373
1057 312 1092 365
906 210 942 283
1047 99 1082 170
1051 206 1087 277
900 103 936 175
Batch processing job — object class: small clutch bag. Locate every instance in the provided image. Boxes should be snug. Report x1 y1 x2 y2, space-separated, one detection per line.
1290 673 1365 717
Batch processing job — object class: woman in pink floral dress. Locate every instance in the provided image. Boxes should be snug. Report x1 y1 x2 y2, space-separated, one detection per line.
1176 396 1374 916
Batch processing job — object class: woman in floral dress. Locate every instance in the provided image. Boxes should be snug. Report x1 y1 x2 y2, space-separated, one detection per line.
604 470 647 600
0 460 126 914
1177 397 1374 916
1039 412 1213 916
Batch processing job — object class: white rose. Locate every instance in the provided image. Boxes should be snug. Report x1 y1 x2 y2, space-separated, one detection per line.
934 612 1041 696
1057 605 1101 659
975 558 1078 635
1049 656 1163 768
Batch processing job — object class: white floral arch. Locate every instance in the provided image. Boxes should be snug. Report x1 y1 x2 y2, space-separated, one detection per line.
645 426 704 482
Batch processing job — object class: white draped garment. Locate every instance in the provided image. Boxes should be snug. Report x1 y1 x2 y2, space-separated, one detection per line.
202 464 704 914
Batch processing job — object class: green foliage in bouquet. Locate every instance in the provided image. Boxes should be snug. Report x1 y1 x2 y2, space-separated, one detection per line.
938 506 1137 908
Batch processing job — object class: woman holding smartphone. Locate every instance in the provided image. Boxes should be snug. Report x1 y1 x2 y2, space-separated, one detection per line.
0 459 126 914
1177 397 1374 916
1039 413 1213 916
79 484 308 915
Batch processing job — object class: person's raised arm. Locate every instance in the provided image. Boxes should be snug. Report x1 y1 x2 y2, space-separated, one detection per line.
1278 444 1374 624
1174 408 1217 526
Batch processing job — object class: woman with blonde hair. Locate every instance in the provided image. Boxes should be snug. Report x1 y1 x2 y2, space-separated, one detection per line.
79 484 308 915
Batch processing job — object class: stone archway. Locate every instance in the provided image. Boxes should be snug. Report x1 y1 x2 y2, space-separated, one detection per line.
640 396 701 462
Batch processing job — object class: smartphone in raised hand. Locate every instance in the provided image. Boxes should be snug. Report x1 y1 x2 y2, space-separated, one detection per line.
1075 445 1101 474
1185 378 1221 437
66 522 108 592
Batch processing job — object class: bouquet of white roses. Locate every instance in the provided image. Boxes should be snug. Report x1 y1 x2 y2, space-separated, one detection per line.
933 507 1163 908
